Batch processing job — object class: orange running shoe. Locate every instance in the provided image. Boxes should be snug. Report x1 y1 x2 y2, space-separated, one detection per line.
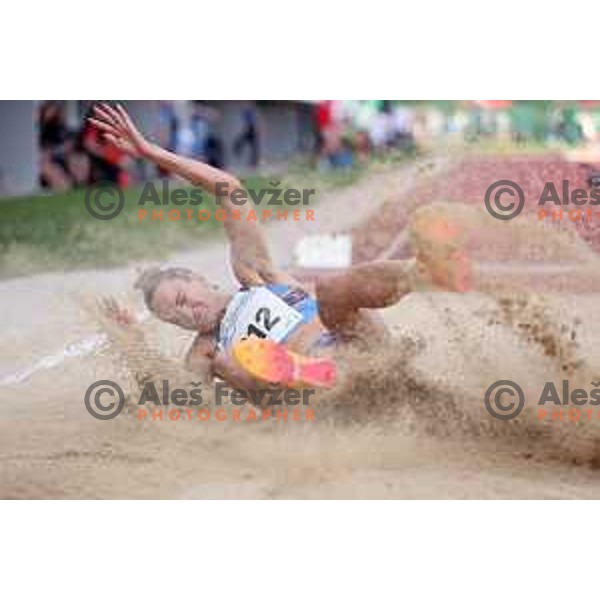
232 338 337 389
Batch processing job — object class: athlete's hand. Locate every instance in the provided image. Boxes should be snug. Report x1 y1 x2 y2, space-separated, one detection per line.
88 103 152 159
98 296 137 327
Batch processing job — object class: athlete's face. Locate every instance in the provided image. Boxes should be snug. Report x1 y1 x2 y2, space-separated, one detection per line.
150 276 229 333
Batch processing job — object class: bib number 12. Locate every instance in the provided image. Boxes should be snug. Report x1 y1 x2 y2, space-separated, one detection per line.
246 307 281 339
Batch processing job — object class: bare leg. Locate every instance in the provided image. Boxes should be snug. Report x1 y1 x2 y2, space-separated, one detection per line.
316 199 600 338
314 259 417 340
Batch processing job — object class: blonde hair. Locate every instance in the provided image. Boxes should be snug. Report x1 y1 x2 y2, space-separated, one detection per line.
134 267 196 308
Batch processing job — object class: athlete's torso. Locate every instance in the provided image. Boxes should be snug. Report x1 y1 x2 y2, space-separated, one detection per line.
212 283 335 388
217 283 333 355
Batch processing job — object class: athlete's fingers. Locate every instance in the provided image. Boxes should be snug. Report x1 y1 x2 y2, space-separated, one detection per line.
104 297 124 320
99 103 127 132
103 133 134 155
98 295 116 312
117 309 134 325
115 104 136 137
96 297 111 317
94 105 128 138
98 102 122 124
106 296 119 312
93 104 119 127
103 133 122 148
100 296 113 312
97 296 133 327
88 118 120 137
102 133 121 150
116 103 132 127
107 296 134 325
116 104 142 140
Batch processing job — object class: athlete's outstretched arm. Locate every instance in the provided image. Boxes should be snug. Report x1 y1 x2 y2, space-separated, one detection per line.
89 103 285 287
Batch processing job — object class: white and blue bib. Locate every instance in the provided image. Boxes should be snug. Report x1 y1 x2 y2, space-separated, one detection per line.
217 284 319 352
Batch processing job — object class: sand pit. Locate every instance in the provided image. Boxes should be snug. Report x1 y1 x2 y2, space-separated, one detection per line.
4 285 600 499
4 158 600 499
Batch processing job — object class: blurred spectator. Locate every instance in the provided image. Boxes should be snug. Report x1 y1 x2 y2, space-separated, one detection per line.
315 101 333 160
158 101 178 152
205 134 225 169
203 105 225 169
190 102 225 169
191 103 211 160
355 130 371 163
557 107 583 146
369 103 393 152
40 101 69 151
39 101 94 190
315 101 355 169
233 102 260 168
39 101 72 189
63 131 92 186
578 112 596 144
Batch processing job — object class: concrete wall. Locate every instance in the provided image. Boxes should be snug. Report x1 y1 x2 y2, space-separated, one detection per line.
0 101 38 196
